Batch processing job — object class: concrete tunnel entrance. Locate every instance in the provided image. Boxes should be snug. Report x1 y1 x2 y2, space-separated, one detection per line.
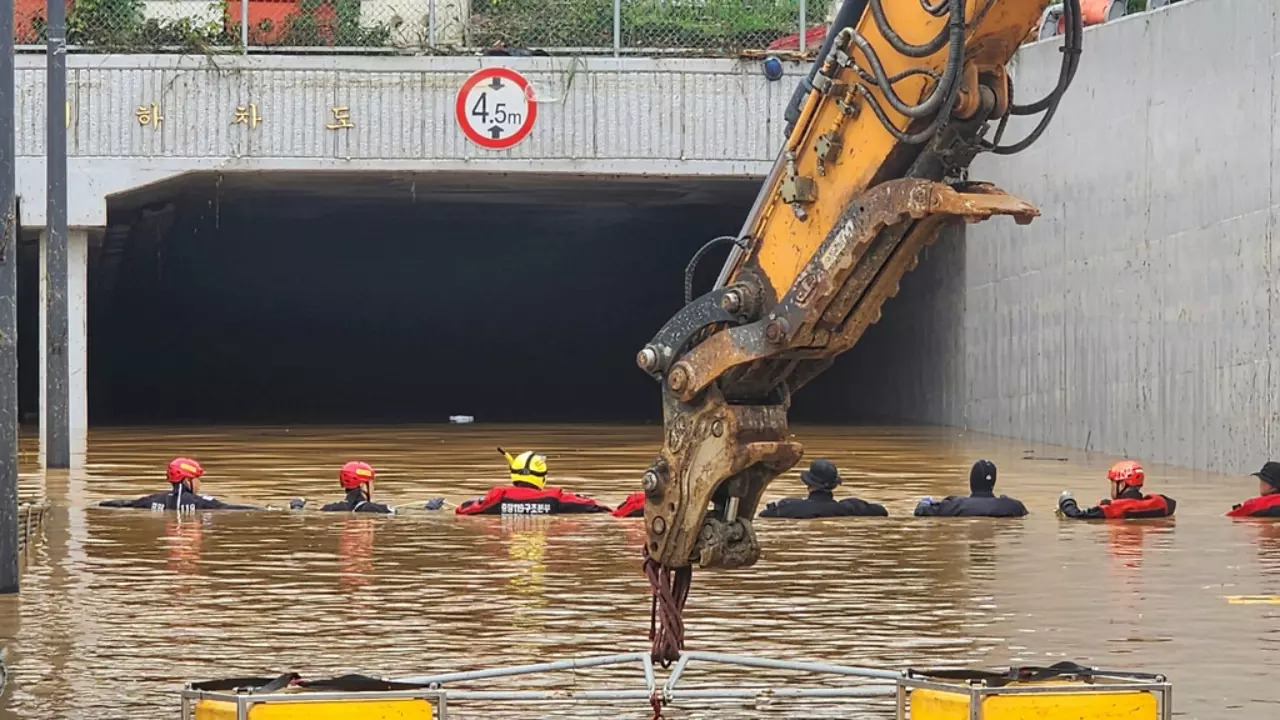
63 171 946 426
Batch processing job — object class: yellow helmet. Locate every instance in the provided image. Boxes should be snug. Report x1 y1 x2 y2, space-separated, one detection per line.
500 448 547 490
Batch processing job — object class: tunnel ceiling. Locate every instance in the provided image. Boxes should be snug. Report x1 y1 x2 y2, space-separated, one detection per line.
107 170 764 215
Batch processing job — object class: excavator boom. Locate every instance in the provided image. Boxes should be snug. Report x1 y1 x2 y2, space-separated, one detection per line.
636 0 1082 664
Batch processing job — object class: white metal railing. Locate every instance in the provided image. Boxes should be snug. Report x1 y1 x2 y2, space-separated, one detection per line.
179 650 1174 720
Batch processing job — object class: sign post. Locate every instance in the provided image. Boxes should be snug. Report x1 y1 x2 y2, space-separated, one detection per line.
455 67 538 151
0 0 18 595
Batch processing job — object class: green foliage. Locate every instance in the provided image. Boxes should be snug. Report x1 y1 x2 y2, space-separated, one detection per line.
26 0 391 50
276 0 391 45
469 0 799 50
469 0 613 47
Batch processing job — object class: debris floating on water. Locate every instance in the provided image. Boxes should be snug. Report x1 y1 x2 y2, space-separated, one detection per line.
449 416 475 424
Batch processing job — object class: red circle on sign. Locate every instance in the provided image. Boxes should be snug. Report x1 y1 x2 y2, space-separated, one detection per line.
455 67 538 150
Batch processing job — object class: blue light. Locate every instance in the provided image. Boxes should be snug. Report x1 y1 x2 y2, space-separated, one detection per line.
762 56 784 82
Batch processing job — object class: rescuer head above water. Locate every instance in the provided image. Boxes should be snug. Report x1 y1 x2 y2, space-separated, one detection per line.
969 459 997 494
757 458 888 519
454 449 612 516
320 461 394 514
913 459 1028 518
1057 459 1176 520
505 449 548 489
97 456 263 511
1227 461 1280 519
169 456 204 492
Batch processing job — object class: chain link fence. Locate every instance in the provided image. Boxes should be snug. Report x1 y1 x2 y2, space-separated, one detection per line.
11 0 1174 55
11 0 824 53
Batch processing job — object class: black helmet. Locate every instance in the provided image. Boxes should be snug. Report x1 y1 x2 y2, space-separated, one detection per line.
1253 461 1280 491
800 459 841 491
970 459 997 493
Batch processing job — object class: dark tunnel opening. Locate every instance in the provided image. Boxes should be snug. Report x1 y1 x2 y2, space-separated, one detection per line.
89 172 761 424
79 171 956 427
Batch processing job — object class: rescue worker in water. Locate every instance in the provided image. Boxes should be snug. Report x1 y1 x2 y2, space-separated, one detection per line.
98 457 262 511
320 461 394 514
757 459 888 518
456 449 612 515
1227 461 1280 518
913 460 1028 517
613 491 644 518
1057 460 1176 519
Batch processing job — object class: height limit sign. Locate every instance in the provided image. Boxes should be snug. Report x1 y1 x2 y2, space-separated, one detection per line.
455 67 538 150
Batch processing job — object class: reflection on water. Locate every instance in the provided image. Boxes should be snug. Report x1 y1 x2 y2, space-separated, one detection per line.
0 424 1277 719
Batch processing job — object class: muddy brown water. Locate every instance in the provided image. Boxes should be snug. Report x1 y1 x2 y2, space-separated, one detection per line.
0 424 1276 719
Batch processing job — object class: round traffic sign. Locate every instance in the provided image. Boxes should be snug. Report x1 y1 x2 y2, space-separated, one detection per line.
455 67 538 150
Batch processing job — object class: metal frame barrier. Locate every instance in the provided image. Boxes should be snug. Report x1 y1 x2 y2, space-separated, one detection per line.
400 650 900 705
893 672 1174 720
181 650 901 719
180 651 1173 719
180 687 449 720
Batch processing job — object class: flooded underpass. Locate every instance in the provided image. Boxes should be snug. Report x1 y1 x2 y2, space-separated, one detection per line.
1 424 1276 719
0 171 1272 719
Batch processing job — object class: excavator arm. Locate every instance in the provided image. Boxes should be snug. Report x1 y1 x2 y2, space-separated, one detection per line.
636 0 1083 663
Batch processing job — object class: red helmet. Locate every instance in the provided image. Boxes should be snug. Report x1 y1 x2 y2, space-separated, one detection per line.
1107 460 1144 487
340 461 376 489
167 457 204 484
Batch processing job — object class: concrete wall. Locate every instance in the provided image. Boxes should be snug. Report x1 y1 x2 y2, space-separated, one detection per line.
859 0 1279 474
13 54 803 226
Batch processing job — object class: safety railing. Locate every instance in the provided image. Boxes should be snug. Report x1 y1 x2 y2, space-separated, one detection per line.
180 649 1174 719
16 502 46 556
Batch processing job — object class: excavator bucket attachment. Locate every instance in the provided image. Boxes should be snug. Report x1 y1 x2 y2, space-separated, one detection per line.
635 0 1081 666
642 179 1038 572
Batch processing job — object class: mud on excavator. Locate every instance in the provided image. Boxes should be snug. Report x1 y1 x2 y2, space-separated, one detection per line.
635 0 1083 664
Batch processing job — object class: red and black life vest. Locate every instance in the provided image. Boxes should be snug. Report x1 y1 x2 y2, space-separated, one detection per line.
455 485 611 516
1227 493 1280 518
1097 494 1175 519
612 491 645 518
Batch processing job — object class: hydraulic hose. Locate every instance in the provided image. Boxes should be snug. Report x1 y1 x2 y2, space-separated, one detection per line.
990 0 1081 154
849 0 966 119
869 0 949 58
685 236 745 304
921 0 948 16
855 66 941 87
783 0 869 136
1009 0 1081 116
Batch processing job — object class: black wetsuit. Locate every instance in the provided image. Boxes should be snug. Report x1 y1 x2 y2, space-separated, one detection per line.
321 489 394 514
758 490 888 518
99 486 259 511
914 490 1028 517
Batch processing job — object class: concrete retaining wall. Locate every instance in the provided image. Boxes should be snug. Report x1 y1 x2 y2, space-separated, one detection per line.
859 0 1279 474
13 54 804 226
